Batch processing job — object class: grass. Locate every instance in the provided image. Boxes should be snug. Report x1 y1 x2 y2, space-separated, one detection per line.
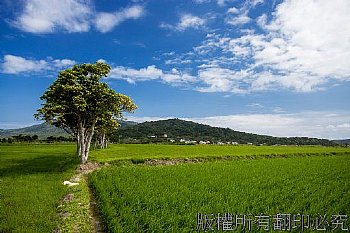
1 143 349 232
0 144 79 233
90 144 350 163
90 154 350 232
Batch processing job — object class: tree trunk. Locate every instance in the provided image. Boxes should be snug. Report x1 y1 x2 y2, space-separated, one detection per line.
105 137 108 148
93 140 97 150
76 133 81 156
102 133 106 149
78 125 96 164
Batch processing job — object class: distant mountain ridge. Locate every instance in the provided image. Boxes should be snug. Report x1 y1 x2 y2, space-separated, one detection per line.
0 120 138 139
115 118 338 146
0 123 69 139
0 118 345 146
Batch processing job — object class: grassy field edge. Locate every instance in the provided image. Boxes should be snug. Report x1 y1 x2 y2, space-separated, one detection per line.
92 150 350 167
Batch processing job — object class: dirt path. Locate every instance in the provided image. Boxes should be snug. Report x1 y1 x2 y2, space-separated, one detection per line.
79 162 106 233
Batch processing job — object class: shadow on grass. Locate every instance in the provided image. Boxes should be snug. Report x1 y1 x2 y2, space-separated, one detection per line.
0 155 80 177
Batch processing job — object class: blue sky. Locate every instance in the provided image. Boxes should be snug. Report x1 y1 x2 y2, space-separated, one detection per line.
0 0 349 139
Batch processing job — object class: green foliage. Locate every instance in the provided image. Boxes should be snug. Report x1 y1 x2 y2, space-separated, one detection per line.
46 135 74 142
35 62 136 134
113 119 337 146
9 134 38 142
90 144 350 163
35 61 137 163
90 155 350 232
0 144 78 232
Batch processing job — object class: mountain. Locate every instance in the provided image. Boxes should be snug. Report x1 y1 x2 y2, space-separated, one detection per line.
0 119 339 146
114 118 337 146
0 120 137 139
0 123 69 139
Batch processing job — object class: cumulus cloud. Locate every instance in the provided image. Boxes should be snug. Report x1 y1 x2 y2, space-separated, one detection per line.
225 13 251 26
197 67 252 93
227 7 239 14
171 0 350 93
109 65 197 85
95 5 144 33
11 0 144 33
12 0 92 33
217 0 235 7
128 111 350 139
1 55 75 74
109 65 162 83
161 14 206 31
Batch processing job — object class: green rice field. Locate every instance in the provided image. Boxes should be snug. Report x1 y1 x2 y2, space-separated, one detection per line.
0 144 78 233
88 144 350 232
1 143 349 232
90 144 350 162
90 154 350 232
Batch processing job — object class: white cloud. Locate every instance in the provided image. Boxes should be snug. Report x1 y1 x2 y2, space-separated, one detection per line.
174 0 350 93
11 0 144 33
193 0 211 3
161 14 206 31
96 58 107 63
251 0 265 7
109 65 197 85
248 103 264 109
254 0 350 80
1 55 75 74
227 7 239 14
226 13 251 26
13 0 92 33
109 65 162 83
193 112 350 139
128 111 350 139
272 107 285 113
197 67 252 93
95 5 144 33
217 0 235 7
190 0 236 6
0 121 38 130
53 59 76 68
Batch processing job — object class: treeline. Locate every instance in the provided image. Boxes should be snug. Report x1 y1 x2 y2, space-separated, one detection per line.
111 119 337 146
0 134 73 143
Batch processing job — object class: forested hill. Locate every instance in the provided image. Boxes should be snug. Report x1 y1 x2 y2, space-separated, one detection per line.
0 119 341 146
115 118 337 146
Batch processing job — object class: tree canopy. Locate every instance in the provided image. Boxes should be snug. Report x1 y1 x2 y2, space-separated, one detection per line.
35 62 137 163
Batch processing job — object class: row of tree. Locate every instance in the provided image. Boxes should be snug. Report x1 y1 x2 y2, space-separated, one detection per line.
0 135 73 143
35 62 137 163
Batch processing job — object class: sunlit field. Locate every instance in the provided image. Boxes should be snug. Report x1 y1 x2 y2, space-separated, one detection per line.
90 143 350 163
1 143 349 232
90 154 350 232
0 144 78 233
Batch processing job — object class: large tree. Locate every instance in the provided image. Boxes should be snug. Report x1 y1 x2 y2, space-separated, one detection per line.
35 62 137 163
